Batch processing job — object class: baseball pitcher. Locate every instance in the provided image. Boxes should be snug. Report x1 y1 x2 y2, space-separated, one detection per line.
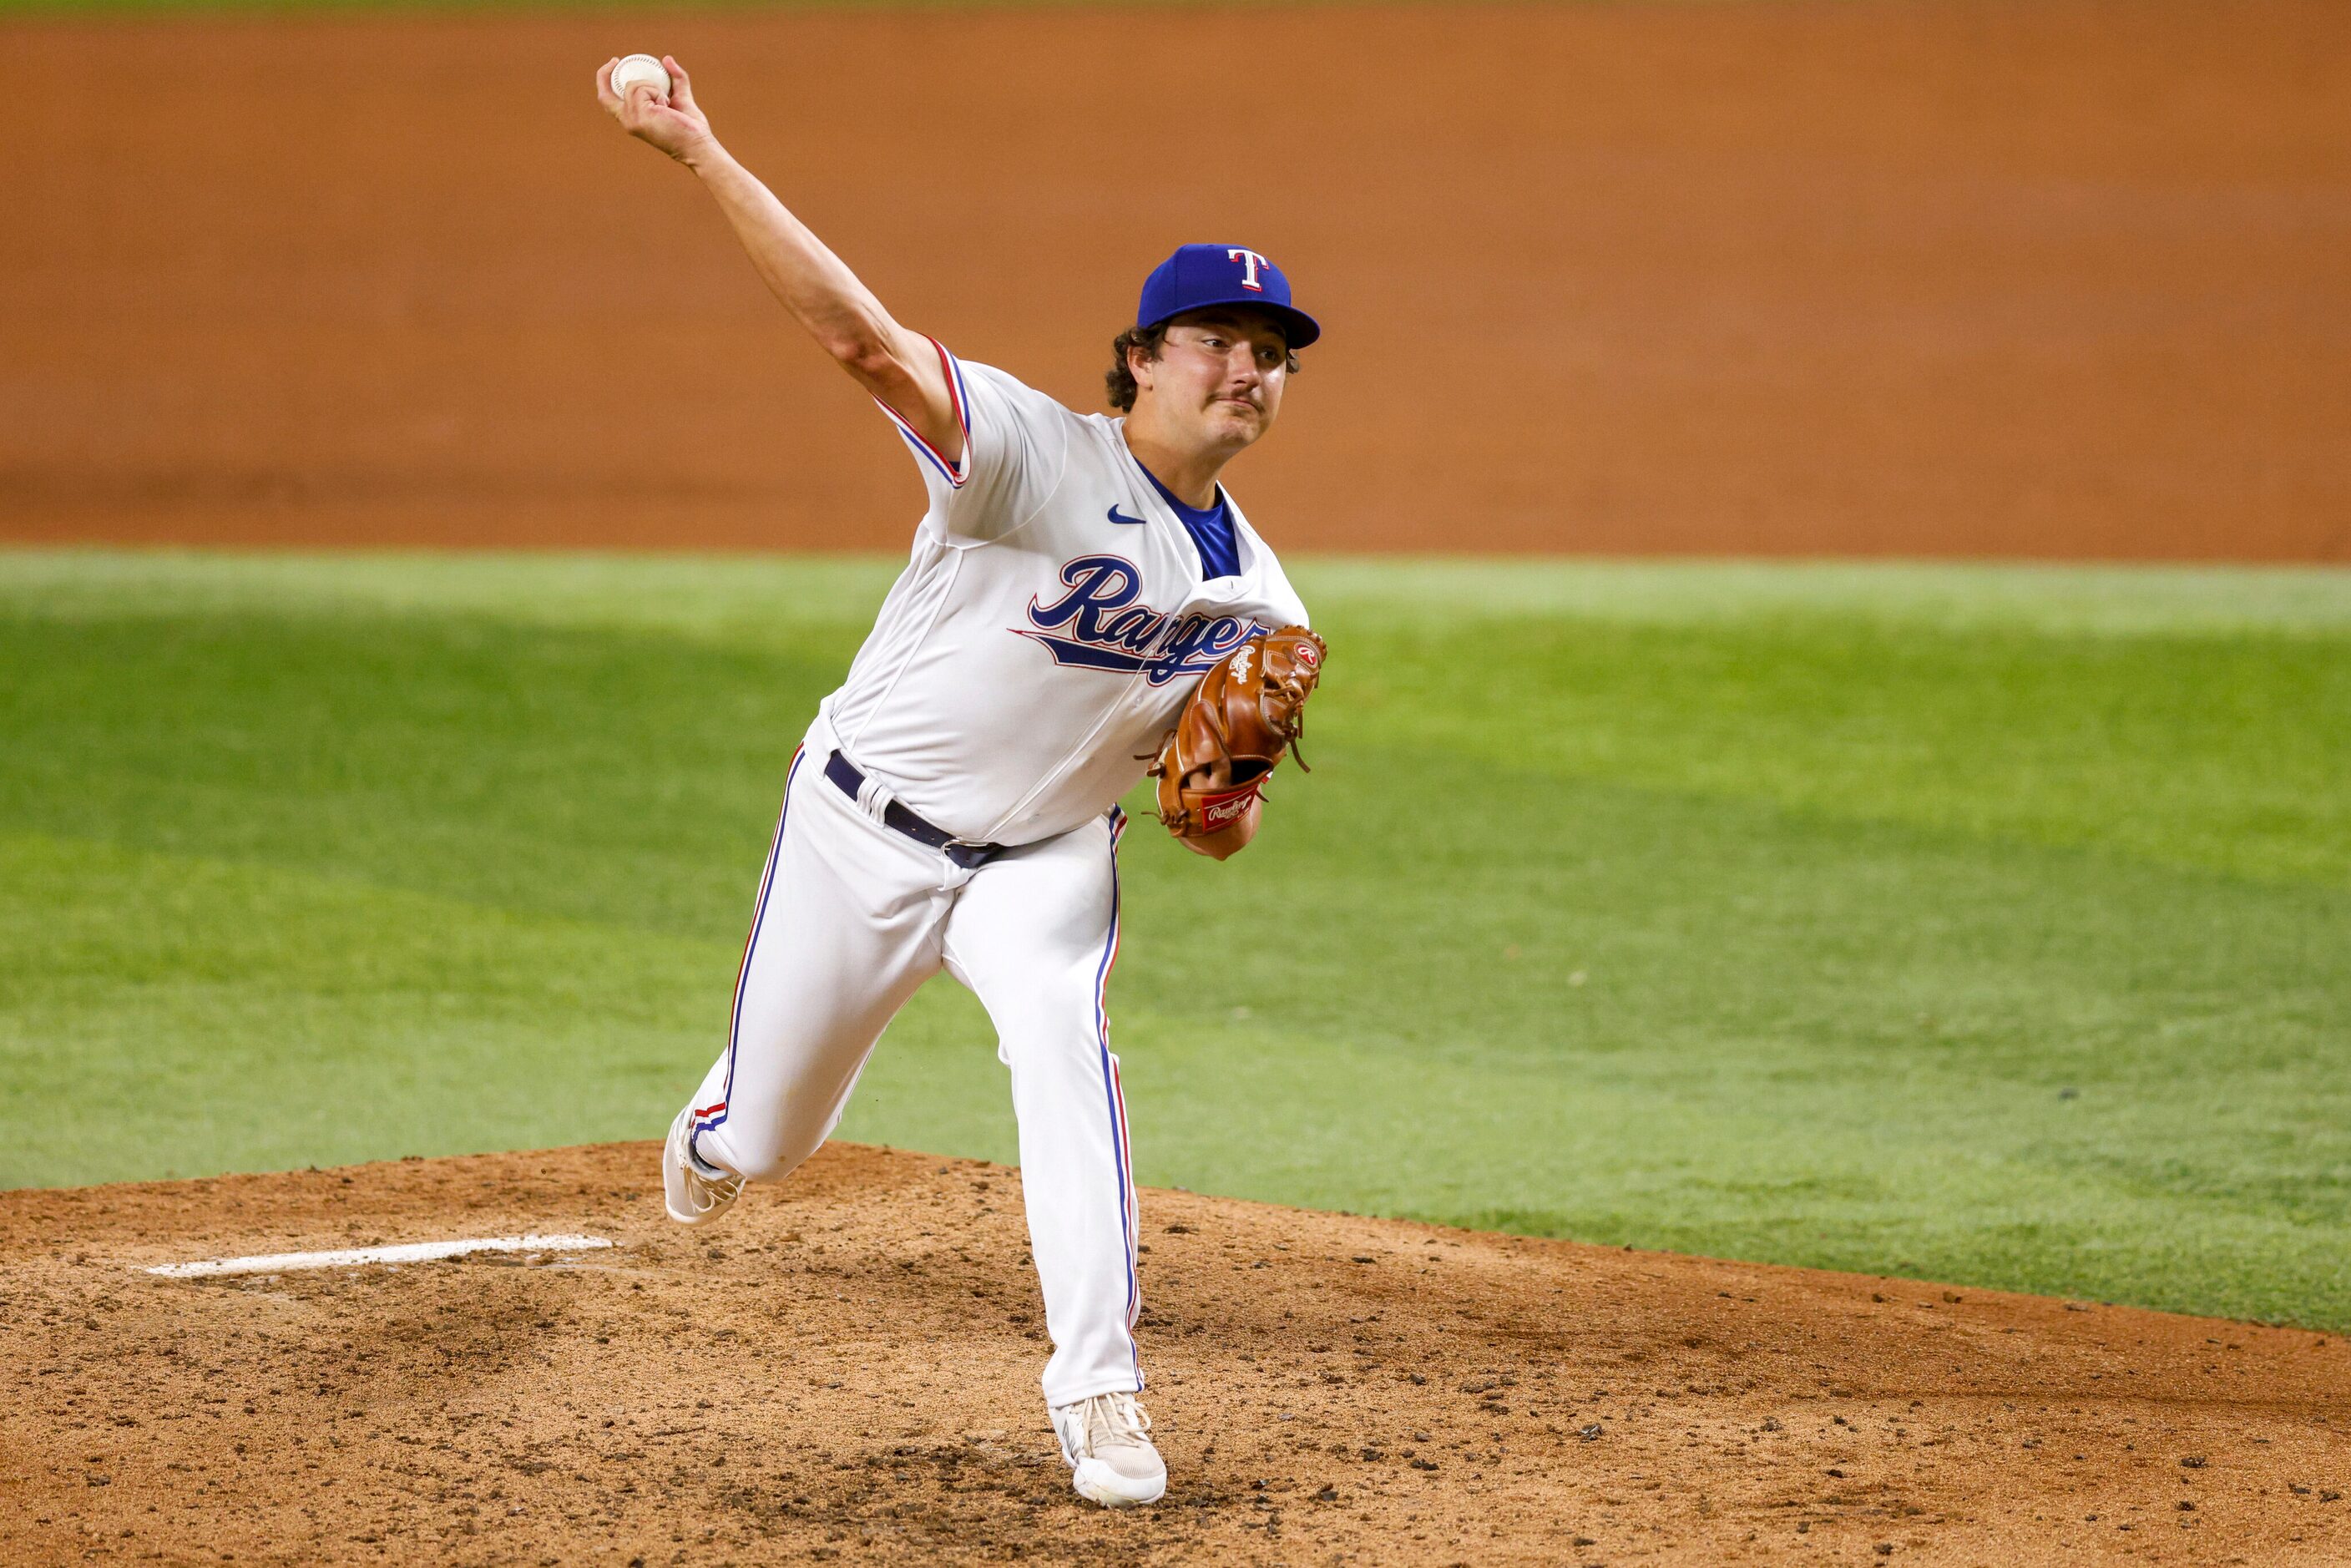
598 53 1327 1509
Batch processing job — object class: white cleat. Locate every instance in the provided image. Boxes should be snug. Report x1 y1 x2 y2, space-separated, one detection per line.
1051 1391 1166 1508
662 1106 743 1226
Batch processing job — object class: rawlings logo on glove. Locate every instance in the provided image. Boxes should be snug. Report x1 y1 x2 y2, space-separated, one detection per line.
1147 625 1327 852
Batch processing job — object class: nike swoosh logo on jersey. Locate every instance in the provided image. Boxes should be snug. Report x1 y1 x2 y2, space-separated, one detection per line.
1107 504 1147 526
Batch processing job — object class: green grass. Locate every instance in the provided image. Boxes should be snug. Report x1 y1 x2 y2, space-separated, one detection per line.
3 550 2348 1330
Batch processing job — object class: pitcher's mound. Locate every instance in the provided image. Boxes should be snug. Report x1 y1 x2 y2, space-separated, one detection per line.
5 1141 2347 1563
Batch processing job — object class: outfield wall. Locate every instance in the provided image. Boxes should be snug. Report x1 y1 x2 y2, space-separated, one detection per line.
3 0 2345 559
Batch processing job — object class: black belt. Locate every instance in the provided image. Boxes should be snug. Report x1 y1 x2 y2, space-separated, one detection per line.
823 751 1011 870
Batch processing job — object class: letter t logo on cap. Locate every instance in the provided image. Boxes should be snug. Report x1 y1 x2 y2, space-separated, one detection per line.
1226 248 1269 291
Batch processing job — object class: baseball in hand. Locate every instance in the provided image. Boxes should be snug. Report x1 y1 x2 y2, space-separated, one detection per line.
611 53 672 104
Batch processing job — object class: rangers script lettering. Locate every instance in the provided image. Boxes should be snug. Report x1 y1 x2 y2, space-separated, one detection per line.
1020 555 1261 683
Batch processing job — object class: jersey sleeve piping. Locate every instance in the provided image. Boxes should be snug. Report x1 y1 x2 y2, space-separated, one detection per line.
872 336 973 490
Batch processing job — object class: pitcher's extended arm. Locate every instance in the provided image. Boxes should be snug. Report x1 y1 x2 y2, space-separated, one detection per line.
595 55 961 464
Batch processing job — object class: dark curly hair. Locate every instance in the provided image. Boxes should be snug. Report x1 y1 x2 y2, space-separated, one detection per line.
1105 317 1302 412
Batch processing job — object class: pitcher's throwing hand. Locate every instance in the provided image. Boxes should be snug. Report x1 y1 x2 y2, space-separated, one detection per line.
594 53 712 164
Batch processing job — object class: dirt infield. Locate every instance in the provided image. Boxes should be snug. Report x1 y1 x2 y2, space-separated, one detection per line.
5 0 2347 560
4 1143 2348 1565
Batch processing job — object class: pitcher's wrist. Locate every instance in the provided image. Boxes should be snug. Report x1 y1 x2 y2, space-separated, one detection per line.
680 137 731 175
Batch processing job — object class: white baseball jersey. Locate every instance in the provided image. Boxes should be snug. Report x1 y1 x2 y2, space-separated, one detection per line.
824 341 1311 846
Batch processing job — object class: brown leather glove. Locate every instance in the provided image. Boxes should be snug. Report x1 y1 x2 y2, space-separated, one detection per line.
1149 625 1327 842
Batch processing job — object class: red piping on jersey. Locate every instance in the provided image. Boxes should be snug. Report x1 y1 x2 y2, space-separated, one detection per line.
872 336 973 489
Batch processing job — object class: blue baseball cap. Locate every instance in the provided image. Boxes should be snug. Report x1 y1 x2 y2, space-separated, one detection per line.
1136 244 1321 349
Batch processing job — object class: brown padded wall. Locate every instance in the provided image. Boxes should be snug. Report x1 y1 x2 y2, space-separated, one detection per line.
3 0 2345 559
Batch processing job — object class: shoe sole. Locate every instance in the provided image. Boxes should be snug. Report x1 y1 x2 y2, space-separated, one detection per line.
1069 1457 1165 1508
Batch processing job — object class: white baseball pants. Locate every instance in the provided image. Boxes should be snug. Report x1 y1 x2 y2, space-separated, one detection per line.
682 716 1144 1408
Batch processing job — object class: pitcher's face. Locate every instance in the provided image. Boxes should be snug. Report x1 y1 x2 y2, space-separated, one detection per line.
1132 309 1291 453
